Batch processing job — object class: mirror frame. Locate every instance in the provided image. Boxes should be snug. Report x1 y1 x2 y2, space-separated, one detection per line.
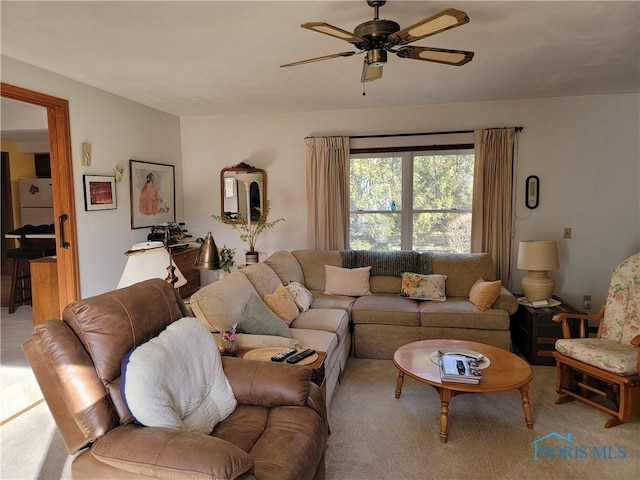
220 164 267 224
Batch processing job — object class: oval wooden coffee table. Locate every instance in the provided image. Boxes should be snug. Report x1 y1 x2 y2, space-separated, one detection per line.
393 339 534 443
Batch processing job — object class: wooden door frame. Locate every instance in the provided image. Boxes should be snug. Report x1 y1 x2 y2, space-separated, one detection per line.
1 152 14 276
1 83 80 311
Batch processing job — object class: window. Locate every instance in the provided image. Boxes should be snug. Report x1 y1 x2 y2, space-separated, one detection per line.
349 145 474 253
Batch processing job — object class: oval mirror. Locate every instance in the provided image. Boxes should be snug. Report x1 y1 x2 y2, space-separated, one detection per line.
220 164 266 223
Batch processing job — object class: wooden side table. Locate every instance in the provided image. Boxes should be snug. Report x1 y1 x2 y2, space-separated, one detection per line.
236 347 327 388
510 296 584 366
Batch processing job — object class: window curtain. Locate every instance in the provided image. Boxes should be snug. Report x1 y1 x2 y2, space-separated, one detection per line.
305 136 350 250
471 128 516 284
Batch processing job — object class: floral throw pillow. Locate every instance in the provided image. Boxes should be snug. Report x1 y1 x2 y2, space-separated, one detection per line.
286 281 314 312
400 272 447 301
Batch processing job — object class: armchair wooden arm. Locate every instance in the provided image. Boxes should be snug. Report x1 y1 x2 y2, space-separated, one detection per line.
552 304 605 339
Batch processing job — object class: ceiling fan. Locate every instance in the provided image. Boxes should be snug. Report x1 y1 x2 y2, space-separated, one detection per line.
280 0 474 83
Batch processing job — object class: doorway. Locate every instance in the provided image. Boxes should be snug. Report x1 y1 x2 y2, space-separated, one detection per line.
1 83 80 312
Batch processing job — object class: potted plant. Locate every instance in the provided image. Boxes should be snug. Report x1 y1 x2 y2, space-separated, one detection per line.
211 201 284 264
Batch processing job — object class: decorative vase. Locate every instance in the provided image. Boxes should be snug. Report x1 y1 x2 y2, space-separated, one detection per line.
218 338 238 356
246 251 259 264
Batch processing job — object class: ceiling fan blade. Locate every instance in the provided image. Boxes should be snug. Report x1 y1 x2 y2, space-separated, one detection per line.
280 51 357 68
396 46 474 66
389 8 470 45
361 60 383 83
301 22 365 44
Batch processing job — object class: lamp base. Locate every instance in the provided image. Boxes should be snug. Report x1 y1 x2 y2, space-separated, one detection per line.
521 271 554 302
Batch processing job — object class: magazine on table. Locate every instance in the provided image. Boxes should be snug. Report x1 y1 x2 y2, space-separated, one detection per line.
439 353 483 384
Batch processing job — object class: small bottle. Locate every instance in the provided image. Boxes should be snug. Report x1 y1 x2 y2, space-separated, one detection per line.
391 201 397 211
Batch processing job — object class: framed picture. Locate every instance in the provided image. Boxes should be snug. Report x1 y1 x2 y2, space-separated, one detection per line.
129 159 176 229
83 175 117 211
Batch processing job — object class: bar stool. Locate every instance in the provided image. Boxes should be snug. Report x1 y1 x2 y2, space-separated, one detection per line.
7 247 56 314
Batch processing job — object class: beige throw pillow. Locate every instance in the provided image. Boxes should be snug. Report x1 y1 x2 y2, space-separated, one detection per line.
324 265 371 296
400 272 447 301
469 278 502 311
263 284 299 325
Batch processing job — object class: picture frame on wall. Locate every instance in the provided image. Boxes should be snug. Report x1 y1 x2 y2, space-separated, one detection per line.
83 175 117 211
129 159 176 229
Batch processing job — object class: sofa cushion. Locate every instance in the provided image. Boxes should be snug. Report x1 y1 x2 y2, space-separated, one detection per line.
308 291 357 313
431 253 495 297
265 250 306 285
91 425 254 480
286 281 314 312
292 250 342 291
290 308 350 347
290 328 338 360
400 272 447 301
241 263 283 297
324 265 371 296
264 284 299 325
191 271 258 333
352 294 421 326
370 275 402 294
419 297 510 330
237 294 292 338
469 278 502 311
121 317 237 433
555 338 639 375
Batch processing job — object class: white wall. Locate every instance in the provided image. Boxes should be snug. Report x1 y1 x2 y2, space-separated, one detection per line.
2 56 183 297
181 94 640 310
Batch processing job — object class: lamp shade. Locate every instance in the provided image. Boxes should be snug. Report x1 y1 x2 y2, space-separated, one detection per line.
193 232 221 270
118 242 187 289
517 241 559 271
517 240 559 302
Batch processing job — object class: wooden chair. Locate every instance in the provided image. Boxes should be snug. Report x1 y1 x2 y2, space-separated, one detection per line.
552 252 640 428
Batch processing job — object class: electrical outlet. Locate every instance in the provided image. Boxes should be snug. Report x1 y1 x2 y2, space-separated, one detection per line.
583 295 592 310
563 227 572 239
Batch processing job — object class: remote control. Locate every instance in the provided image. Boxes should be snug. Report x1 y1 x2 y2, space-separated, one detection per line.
271 347 297 362
286 349 316 364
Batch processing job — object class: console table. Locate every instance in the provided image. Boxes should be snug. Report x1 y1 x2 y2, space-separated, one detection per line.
510 296 584 366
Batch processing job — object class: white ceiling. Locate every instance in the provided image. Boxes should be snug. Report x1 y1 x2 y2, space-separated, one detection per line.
1 1 638 117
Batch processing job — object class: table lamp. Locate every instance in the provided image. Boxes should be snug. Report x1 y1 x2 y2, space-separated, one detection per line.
118 241 187 289
193 232 221 270
517 240 560 302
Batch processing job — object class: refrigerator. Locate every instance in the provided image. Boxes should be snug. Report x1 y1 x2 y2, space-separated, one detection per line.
19 177 54 226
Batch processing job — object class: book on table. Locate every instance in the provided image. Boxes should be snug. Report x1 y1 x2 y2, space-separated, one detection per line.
439 353 483 384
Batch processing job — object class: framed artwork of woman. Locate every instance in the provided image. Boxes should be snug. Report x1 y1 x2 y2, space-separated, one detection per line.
129 159 176 229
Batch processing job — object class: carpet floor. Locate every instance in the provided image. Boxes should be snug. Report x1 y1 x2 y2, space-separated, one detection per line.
325 358 640 480
2 312 638 480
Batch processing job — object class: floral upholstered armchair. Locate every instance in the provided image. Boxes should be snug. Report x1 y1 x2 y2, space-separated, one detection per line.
552 252 640 428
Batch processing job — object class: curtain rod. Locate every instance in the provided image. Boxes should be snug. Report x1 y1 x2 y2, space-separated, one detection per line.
349 126 523 139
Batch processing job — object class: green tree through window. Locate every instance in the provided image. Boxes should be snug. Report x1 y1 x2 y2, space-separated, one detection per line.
350 146 474 252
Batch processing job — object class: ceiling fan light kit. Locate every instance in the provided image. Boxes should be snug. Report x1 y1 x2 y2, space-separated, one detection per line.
281 0 474 84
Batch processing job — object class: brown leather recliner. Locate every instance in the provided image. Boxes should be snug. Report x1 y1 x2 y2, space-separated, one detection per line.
23 278 327 479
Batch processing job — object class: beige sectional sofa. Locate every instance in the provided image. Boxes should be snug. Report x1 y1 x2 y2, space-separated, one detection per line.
190 249 518 408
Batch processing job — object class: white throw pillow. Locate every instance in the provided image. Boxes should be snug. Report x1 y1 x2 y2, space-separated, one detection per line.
286 281 314 312
324 265 372 296
400 272 448 301
121 317 237 433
